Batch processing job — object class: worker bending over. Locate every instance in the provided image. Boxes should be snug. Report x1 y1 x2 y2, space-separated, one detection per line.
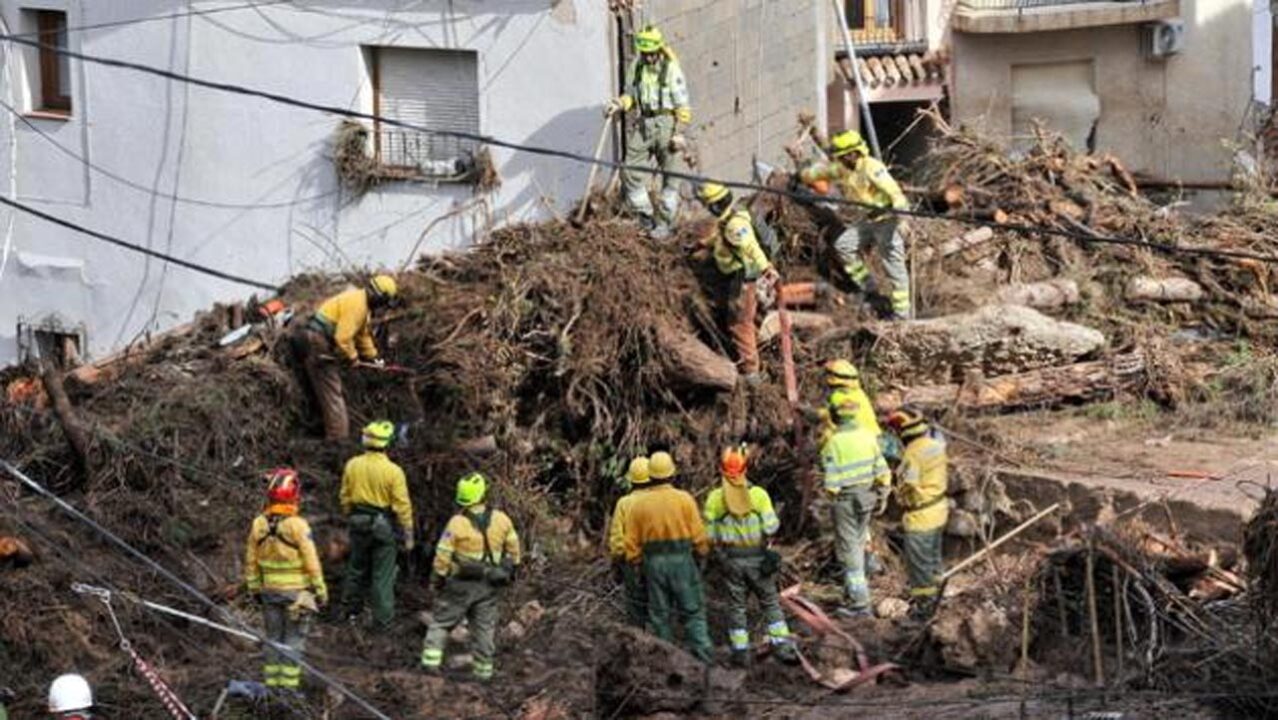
886 408 949 618
608 457 653 627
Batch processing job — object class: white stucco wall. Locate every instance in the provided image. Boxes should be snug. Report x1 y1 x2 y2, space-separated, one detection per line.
951 0 1253 183
0 0 613 364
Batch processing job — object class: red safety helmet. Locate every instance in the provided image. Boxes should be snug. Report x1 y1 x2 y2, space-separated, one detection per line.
721 447 748 479
265 467 301 504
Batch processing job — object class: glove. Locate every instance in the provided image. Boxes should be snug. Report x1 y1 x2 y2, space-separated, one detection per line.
368 358 386 369
675 106 692 125
605 96 632 116
874 487 891 516
669 133 688 153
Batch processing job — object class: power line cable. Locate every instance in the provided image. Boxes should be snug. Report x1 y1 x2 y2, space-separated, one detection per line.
0 193 280 292
5 0 295 39
5 33 1277 267
0 458 393 720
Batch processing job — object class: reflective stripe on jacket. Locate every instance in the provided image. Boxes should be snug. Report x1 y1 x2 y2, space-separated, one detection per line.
703 485 779 548
315 287 377 362
340 451 413 534
244 510 327 598
623 484 709 563
821 425 890 494
897 435 949 532
800 156 907 211
625 52 690 115
432 505 521 577
712 209 771 278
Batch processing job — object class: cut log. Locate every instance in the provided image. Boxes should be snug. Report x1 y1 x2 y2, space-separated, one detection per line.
996 280 1082 309
943 184 966 208
1125 276 1204 303
918 226 995 262
42 366 92 478
874 352 1145 411
656 325 739 391
758 311 834 345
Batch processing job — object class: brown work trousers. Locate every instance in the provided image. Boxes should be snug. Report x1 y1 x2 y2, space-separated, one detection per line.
290 324 348 440
722 275 759 375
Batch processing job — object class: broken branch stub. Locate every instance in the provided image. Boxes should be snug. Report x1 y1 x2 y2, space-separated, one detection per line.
1124 276 1204 303
996 280 1082 310
655 324 739 391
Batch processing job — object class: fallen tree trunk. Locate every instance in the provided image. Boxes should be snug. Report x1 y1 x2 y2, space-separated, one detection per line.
1125 276 1204 303
874 352 1145 411
758 310 834 345
917 226 995 262
42 366 92 478
997 279 1082 309
656 325 739 391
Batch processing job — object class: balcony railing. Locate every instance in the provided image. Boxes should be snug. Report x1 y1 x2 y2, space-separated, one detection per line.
374 128 475 180
953 0 1177 32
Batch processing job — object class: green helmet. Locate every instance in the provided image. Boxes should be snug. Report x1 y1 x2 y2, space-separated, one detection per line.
830 130 868 158
362 420 396 449
634 25 665 54
456 472 488 507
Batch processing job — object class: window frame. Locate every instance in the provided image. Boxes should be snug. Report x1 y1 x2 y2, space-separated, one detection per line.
35 9 71 115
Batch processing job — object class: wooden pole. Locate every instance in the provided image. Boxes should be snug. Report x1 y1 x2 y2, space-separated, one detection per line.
1112 564 1124 683
940 503 1061 582
575 113 615 224
1086 540 1105 686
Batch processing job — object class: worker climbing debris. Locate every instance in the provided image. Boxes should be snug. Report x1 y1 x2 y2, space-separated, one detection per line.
703 446 798 667
799 131 912 320
47 674 94 719
288 274 400 440
339 420 414 633
623 451 713 663
608 456 652 627
607 25 692 240
886 407 949 618
243 468 328 692
821 394 891 617
421 473 522 682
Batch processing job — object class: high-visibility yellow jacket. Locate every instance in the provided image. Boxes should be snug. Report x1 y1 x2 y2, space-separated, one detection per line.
623 483 710 563
315 287 378 362
800 156 908 212
896 434 949 532
621 49 691 123
703 484 779 549
433 505 521 577
244 506 327 600
821 423 891 495
708 209 771 279
607 488 653 560
818 385 881 446
340 451 413 534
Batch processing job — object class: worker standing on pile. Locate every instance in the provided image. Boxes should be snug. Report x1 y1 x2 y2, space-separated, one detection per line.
606 25 692 240
243 468 328 691
289 274 400 440
608 457 653 627
886 408 949 618
799 131 912 320
822 395 892 617
693 182 780 384
623 451 713 662
703 447 798 667
421 473 521 682
47 674 94 719
339 420 413 632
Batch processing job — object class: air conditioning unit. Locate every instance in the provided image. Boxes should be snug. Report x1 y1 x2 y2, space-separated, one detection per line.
1143 19 1185 60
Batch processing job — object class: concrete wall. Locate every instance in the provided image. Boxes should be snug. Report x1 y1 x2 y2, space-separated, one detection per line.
951 0 1253 182
0 0 613 365
638 0 828 181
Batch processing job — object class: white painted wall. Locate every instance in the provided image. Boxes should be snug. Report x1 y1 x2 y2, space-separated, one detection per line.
0 0 613 364
1254 0 1272 105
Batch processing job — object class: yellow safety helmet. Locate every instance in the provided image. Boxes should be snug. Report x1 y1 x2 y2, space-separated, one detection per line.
626 456 651 486
697 182 731 206
828 388 861 424
456 472 488 507
362 420 396 449
824 359 860 387
830 130 869 159
368 274 399 300
648 451 677 481
634 26 665 54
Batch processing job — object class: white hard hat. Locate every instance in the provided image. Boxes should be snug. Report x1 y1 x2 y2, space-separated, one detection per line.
48 673 93 712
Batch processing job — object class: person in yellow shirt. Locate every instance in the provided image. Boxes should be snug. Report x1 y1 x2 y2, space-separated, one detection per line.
244 468 327 690
886 408 949 618
703 447 798 667
623 451 712 662
814 359 881 445
289 274 400 440
339 420 413 632
800 130 912 320
421 473 521 682
608 457 652 627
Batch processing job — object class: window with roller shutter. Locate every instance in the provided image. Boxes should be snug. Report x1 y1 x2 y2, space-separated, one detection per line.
372 47 480 177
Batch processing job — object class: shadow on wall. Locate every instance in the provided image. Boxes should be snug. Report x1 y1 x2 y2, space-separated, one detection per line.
497 103 610 221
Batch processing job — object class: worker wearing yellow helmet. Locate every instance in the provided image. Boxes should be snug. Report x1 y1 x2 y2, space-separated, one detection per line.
289 273 401 440
338 420 413 633
605 25 693 240
607 456 653 626
819 359 881 442
422 472 522 682
799 130 912 320
885 407 949 618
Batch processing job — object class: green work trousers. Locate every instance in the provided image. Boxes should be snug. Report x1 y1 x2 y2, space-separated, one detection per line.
262 592 310 689
721 553 793 652
904 528 944 604
340 512 398 630
834 218 910 316
621 114 687 224
421 579 500 680
643 549 712 663
831 486 877 610
622 562 647 628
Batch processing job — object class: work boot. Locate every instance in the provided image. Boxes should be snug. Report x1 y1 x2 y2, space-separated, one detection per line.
730 649 752 669
834 605 874 620
637 214 658 234
742 372 763 388
650 222 671 241
774 643 800 666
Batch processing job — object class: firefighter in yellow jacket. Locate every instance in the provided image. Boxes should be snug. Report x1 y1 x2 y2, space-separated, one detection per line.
886 408 949 617
289 274 400 440
244 468 328 690
816 359 881 445
608 457 652 627
421 473 522 681
799 130 912 319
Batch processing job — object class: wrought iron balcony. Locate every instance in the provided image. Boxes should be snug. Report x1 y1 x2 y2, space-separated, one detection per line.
953 0 1178 33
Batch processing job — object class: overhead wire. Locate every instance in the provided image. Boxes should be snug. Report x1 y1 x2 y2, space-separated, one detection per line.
3 0 295 39
4 32 1277 266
